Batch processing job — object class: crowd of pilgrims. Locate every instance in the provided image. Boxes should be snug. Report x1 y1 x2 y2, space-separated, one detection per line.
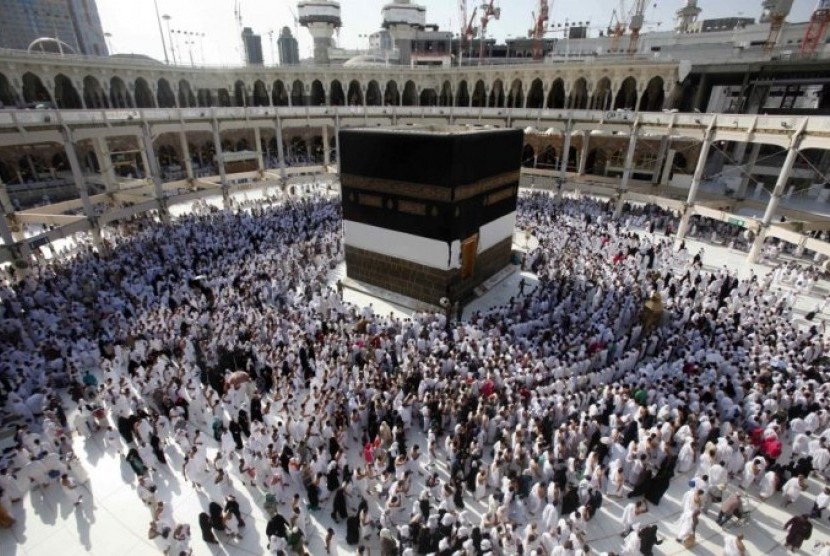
1 188 830 556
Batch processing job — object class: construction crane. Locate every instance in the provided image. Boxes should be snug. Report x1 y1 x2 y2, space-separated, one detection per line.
627 0 647 55
528 0 550 61
801 0 830 56
608 0 627 53
479 1 501 62
234 0 246 63
459 0 478 59
763 0 794 54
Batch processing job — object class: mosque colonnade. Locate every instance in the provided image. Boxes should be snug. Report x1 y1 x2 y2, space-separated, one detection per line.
0 106 829 267
0 53 679 113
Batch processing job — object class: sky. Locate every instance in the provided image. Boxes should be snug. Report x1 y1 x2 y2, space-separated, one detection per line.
96 0 817 66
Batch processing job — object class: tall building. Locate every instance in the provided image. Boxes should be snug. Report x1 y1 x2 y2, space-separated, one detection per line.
241 27 264 65
0 0 108 56
277 26 299 65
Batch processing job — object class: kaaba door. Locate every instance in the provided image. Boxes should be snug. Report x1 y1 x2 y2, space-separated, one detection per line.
461 234 478 279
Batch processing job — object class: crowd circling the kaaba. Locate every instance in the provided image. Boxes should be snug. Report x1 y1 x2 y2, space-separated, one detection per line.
1 188 830 555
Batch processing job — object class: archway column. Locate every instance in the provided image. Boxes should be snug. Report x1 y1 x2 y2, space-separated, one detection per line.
736 142 762 199
614 122 639 218
211 116 230 209
652 135 670 185
322 125 330 167
266 85 274 107
101 84 111 109
93 136 118 192
273 116 287 182
578 131 590 175
253 126 265 174
140 122 171 223
675 121 715 243
334 116 341 174
0 183 30 265
73 80 87 109
0 179 20 244
62 127 106 252
557 121 572 200
748 119 808 263
178 130 195 183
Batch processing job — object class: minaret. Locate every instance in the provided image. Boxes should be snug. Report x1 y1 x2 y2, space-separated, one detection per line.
674 0 702 33
297 1 342 65
381 0 426 65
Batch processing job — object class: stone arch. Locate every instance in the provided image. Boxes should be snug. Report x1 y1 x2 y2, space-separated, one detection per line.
402 81 417 106
157 78 176 108
456 80 470 107
614 76 638 110
568 78 588 110
547 78 565 109
639 76 665 112
179 80 196 107
22 72 50 104
585 148 608 175
384 80 400 105
366 80 382 106
593 77 612 110
291 79 305 106
197 89 212 107
507 79 523 108
347 80 363 106
272 80 288 106
217 88 231 107
134 77 154 108
54 73 82 109
526 78 544 109
109 76 131 108
420 88 438 106
83 75 108 109
234 80 247 107
310 80 326 106
330 80 345 106
522 144 536 168
472 80 486 107
0 73 18 107
252 80 269 106
489 79 505 108
536 145 557 169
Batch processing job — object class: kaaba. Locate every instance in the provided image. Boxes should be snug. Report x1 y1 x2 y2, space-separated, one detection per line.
339 125 523 306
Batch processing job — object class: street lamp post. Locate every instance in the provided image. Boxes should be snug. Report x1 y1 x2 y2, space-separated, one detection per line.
163 15 177 65
104 32 114 54
153 0 169 64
